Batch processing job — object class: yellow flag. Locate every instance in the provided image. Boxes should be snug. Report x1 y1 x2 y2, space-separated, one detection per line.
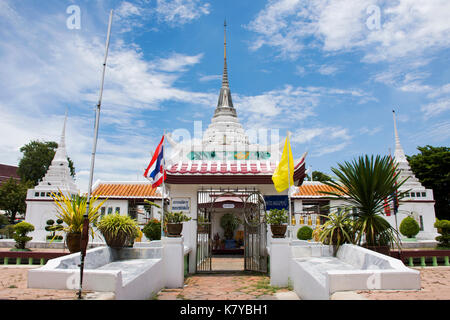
272 135 294 192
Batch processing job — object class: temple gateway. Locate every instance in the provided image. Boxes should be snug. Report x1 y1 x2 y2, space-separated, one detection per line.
25 23 437 275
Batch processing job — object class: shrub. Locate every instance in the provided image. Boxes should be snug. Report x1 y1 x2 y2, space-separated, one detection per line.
13 221 34 250
265 209 288 225
220 213 241 240
164 211 192 223
0 225 15 239
142 218 161 241
399 216 420 238
45 219 64 241
434 219 450 248
97 213 140 248
297 226 313 240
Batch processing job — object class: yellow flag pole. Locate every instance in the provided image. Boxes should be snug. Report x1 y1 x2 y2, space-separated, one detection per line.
287 131 292 238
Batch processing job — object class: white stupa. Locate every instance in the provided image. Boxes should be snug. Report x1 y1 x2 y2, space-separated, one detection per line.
165 21 286 165
387 111 438 240
25 113 79 241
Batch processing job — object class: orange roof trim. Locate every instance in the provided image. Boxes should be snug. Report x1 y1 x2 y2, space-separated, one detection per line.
92 183 161 199
293 183 344 198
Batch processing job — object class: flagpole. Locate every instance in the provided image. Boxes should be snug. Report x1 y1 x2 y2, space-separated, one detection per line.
287 131 292 238
161 130 166 238
78 9 113 300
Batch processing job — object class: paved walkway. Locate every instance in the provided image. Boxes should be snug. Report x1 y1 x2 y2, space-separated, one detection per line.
156 272 299 300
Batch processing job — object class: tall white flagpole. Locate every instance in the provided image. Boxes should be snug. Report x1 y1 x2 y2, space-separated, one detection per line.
78 9 113 300
287 131 292 238
161 130 166 238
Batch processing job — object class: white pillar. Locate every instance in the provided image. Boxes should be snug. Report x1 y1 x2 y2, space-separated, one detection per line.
270 238 291 287
162 236 184 288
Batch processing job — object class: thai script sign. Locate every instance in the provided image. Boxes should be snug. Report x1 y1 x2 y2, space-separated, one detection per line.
171 198 190 213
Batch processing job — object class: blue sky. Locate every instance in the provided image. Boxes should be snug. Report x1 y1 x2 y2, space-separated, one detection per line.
0 0 449 192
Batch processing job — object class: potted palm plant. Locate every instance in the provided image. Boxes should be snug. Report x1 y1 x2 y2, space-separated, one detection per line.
319 210 354 256
321 155 407 255
97 213 140 248
265 209 289 238
51 192 107 253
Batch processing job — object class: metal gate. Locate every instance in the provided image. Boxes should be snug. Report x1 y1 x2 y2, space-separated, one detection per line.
196 189 213 272
243 192 268 273
196 188 267 273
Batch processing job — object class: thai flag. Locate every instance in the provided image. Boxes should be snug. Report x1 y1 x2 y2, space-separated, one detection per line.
144 135 166 188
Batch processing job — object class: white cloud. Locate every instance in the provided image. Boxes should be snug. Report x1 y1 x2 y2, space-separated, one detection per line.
156 0 210 25
247 0 450 64
318 64 339 75
359 126 382 136
115 1 142 19
155 53 203 72
0 1 216 192
199 74 222 82
421 98 450 119
291 126 351 157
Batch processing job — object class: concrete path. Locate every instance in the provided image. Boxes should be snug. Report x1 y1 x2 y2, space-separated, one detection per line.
156 272 300 300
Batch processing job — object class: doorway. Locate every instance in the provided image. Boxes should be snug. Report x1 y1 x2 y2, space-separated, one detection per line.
196 188 267 273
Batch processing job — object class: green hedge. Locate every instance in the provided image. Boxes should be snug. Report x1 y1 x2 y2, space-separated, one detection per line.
297 226 313 240
399 216 420 238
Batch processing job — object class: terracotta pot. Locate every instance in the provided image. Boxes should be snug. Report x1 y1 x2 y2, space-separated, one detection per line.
167 223 183 237
102 232 128 249
65 232 81 253
271 225 287 238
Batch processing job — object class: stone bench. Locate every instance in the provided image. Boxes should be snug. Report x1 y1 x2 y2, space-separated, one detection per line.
289 243 420 300
28 246 165 300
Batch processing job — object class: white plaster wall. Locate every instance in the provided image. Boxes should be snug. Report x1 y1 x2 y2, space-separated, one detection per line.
166 184 197 273
98 200 129 217
389 200 438 240
25 200 60 241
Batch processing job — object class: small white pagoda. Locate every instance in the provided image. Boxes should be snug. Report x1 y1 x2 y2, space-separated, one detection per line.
25 114 79 241
384 111 438 240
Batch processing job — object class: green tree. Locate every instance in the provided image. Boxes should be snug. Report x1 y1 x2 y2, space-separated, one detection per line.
13 221 35 250
307 170 332 182
322 155 407 247
0 178 33 224
17 140 75 186
407 146 450 220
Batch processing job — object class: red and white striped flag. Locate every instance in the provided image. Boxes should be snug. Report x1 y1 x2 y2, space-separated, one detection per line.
144 135 166 188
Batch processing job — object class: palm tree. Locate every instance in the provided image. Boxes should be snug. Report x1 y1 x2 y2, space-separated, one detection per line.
321 155 408 248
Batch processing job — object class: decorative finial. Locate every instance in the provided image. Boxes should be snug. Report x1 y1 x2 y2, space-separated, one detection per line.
216 21 235 111
392 109 407 162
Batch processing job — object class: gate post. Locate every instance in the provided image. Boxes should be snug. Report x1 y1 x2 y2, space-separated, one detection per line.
269 238 291 287
163 236 184 288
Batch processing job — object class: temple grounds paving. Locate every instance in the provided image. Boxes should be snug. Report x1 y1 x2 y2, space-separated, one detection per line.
1 265 450 300
156 273 296 300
